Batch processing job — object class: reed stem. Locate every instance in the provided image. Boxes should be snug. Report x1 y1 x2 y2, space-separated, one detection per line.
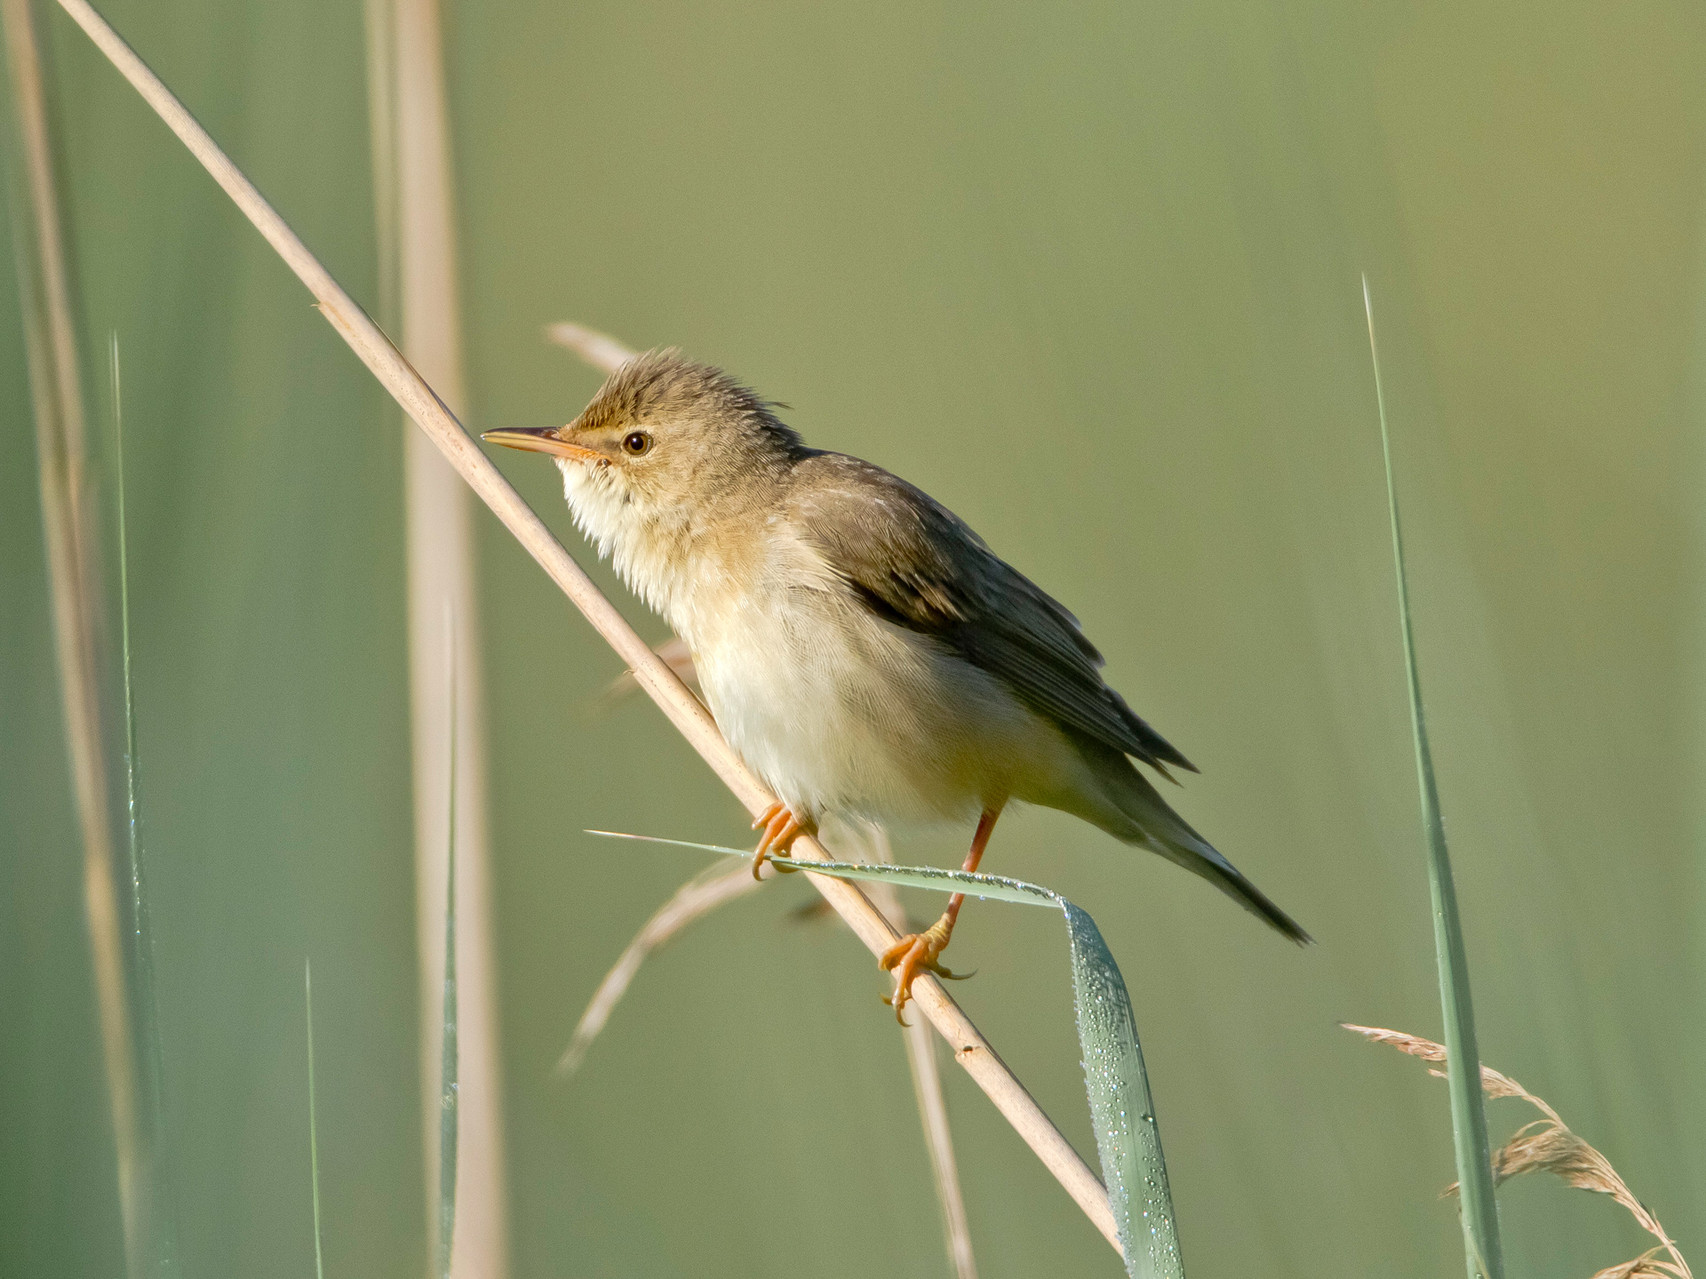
371 2 508 1273
859 834 979 1279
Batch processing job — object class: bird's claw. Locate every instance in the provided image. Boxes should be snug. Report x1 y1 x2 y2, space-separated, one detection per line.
878 921 966 1024
750 802 812 879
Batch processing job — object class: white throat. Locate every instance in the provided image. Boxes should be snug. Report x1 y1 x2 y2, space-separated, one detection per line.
557 458 698 629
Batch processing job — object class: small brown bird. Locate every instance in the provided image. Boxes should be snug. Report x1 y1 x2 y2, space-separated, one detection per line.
485 351 1308 1016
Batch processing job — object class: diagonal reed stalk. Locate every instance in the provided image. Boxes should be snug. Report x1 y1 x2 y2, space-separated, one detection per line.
52 0 1121 1251
366 3 508 1274
1363 275 1504 1279
0 2 146 1273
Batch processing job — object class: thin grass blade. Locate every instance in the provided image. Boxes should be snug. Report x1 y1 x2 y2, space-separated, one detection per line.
113 336 179 1278
438 637 460 1279
589 832 1183 1279
1364 275 1503 1279
304 959 325 1279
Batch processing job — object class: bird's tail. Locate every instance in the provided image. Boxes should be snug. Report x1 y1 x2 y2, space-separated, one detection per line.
1082 740 1311 944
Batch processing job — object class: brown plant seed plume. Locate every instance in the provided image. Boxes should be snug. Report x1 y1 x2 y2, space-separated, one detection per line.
1342 1024 1689 1279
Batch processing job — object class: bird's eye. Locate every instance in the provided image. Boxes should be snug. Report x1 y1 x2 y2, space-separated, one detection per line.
621 431 652 456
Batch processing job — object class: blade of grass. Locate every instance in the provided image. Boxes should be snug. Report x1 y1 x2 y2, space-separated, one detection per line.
113 335 177 1277
0 4 144 1272
590 832 1183 1279
1363 274 1503 1279
51 3 1120 1250
370 2 508 1272
304 959 325 1279
438 615 460 1279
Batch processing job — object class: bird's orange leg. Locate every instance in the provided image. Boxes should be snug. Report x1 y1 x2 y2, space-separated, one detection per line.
880 804 1004 1022
750 801 814 879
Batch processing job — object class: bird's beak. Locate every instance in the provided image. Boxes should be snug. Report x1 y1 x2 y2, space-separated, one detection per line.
480 427 605 465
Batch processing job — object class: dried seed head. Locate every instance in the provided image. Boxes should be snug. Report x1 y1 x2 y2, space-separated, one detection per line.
1590 1247 1688 1279
1342 1024 1691 1279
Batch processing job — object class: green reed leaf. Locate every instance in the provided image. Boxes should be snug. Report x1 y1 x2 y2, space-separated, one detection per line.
113 333 180 1279
1364 275 1503 1279
304 959 325 1279
438 641 460 1279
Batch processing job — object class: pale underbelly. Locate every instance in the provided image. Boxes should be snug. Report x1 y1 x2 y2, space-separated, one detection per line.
692 602 1076 826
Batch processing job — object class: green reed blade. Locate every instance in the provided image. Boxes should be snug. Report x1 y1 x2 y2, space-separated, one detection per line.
589 831 1184 1279
113 334 180 1278
1363 276 1503 1279
304 959 325 1279
437 630 460 1279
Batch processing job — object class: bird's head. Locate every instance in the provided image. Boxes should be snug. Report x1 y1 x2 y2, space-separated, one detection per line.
483 349 805 562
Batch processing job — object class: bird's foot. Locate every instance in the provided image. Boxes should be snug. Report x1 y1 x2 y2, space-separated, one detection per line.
750 802 813 879
879 915 966 1023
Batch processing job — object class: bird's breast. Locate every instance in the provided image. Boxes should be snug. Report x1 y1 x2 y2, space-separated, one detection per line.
687 567 1053 827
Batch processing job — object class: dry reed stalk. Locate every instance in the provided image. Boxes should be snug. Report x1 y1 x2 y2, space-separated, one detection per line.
596 634 699 706
544 320 636 374
1 1 145 1271
555 857 762 1076
1344 1024 1691 1279
53 0 1120 1250
361 0 398 321
855 825 979 1279
376 1 509 1273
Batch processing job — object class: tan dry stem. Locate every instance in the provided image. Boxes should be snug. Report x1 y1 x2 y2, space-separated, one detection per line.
598 635 700 708
545 320 640 374
380 0 509 1273
1343 1024 1690 1279
56 0 1120 1251
2 0 144 1272
556 857 762 1077
854 825 979 1279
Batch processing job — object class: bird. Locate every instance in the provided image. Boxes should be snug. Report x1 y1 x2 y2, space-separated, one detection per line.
483 349 1309 1017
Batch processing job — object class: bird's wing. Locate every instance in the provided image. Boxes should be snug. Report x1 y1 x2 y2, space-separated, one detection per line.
786 453 1194 775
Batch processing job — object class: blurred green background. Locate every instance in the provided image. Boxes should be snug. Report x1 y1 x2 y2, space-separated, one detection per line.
3 0 1703 1275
